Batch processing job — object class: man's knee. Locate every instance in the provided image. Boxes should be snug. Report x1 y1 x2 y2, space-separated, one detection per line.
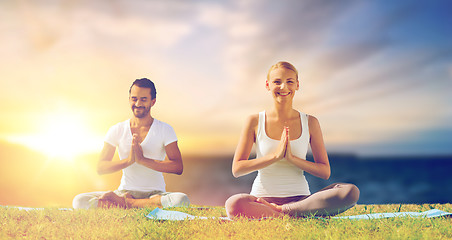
161 192 190 208
72 193 99 209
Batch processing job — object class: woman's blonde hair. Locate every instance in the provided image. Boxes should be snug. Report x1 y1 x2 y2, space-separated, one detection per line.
266 61 298 81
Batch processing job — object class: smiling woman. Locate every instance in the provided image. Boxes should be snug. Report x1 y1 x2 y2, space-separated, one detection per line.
6 111 103 162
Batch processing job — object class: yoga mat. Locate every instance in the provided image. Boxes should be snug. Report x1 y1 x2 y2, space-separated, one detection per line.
1 206 73 211
146 208 452 221
146 208 231 221
332 209 452 220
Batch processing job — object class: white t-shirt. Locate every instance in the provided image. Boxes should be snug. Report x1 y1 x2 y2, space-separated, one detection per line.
250 111 311 197
104 119 178 192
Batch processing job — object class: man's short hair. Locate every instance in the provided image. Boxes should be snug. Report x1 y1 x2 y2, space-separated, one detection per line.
129 78 157 100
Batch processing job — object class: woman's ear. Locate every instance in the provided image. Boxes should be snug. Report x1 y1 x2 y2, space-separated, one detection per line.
265 80 270 90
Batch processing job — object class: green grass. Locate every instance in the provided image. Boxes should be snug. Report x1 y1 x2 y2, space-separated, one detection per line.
1 204 451 239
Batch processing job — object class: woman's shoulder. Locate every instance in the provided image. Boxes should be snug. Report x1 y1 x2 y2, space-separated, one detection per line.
306 114 321 129
306 114 318 121
245 113 260 127
296 110 316 121
295 111 319 126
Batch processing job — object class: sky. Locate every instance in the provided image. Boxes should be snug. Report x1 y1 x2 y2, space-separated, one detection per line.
1 0 452 158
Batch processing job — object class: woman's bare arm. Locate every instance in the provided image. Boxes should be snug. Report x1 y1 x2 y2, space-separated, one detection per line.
232 114 286 178
285 115 330 179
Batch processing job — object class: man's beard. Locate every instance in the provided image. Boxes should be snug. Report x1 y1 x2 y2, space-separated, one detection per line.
132 106 150 118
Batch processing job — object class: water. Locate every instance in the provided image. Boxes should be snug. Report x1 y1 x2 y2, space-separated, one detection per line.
313 155 452 204
164 154 452 206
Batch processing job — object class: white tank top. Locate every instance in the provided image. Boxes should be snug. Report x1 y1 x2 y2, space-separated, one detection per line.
250 111 311 197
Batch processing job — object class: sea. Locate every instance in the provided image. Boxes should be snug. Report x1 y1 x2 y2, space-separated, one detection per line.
164 154 452 206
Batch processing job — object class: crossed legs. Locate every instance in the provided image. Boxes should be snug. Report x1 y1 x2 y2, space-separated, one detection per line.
225 183 359 219
97 191 163 209
72 190 190 209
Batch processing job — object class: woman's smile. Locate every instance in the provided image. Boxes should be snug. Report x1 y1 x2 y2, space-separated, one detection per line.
277 92 291 96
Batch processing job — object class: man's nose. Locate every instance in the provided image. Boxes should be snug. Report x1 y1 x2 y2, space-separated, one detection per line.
135 100 144 106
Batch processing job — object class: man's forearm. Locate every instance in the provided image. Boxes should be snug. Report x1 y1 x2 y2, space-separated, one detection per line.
136 158 183 175
97 158 134 175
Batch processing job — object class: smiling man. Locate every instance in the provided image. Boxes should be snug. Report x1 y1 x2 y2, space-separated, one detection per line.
72 78 190 209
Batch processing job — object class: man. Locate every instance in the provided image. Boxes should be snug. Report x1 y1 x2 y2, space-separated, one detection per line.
73 78 189 209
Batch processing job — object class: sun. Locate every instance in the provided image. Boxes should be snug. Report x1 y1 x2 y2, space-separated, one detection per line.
7 111 103 162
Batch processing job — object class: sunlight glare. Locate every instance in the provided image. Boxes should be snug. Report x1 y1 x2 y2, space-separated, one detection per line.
6 112 103 162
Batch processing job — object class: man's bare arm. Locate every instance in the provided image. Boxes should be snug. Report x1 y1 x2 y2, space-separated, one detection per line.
97 142 135 175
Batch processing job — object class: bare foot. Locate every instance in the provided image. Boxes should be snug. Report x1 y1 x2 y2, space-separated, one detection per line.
256 198 282 212
121 192 134 199
98 191 127 208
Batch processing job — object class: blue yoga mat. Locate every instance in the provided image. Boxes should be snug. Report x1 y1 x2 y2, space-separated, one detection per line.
146 208 452 221
146 208 231 221
332 209 451 220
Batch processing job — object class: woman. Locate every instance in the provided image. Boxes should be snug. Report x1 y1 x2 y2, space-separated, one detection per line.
225 61 359 219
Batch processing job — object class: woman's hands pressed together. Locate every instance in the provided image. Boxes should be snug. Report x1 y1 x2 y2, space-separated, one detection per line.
273 116 331 180
274 126 295 162
273 126 288 161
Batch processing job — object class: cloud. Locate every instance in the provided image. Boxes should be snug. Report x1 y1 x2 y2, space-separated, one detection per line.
0 0 195 54
1 0 451 155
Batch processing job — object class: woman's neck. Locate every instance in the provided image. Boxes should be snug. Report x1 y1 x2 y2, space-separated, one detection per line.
270 101 295 121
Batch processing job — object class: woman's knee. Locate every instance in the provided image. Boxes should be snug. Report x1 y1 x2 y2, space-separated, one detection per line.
342 183 360 206
225 194 255 217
